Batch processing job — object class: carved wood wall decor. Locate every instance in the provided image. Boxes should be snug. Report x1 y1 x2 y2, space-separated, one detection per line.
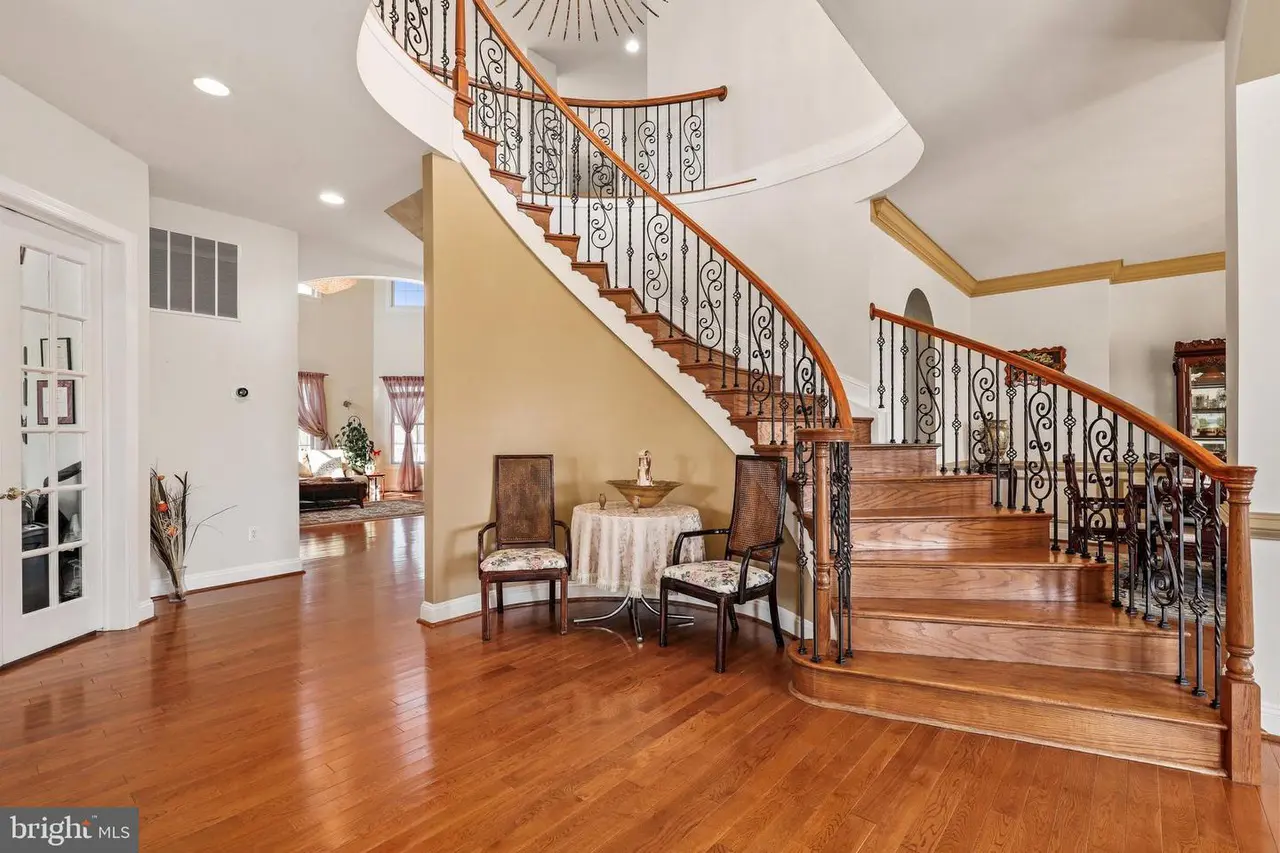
1005 346 1067 385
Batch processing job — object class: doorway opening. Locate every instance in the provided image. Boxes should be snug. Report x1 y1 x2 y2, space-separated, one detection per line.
295 276 426 530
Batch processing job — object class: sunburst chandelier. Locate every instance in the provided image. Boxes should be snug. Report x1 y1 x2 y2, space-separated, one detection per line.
495 0 669 41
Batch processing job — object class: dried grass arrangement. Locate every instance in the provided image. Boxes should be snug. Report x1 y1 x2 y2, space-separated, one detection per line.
149 469 232 602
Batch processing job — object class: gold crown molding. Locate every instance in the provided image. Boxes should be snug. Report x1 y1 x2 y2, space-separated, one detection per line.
870 198 978 296
977 261 1124 296
1251 512 1280 541
1111 252 1227 284
872 198 1227 299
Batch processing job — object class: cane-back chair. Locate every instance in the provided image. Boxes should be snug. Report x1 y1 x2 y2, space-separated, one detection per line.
476 455 571 640
658 455 787 672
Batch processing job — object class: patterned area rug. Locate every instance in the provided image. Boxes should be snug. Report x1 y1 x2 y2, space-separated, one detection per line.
300 499 424 527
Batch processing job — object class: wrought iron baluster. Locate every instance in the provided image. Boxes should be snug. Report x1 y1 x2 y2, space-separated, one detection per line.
1021 372 1030 512
901 330 910 444
1143 433 1155 623
950 342 962 474
876 319 886 410
1189 469 1207 698
1175 453 1187 686
1064 392 1077 552
1212 479 1223 708
888 324 896 443
965 349 973 474
1124 423 1139 612
1051 386 1060 547
993 359 1003 508
732 271 741 387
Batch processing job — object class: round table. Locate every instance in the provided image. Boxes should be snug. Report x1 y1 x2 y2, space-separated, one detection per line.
570 501 704 641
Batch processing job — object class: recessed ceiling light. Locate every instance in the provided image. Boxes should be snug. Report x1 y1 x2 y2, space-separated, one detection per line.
193 77 231 97
319 191 346 207
625 38 641 54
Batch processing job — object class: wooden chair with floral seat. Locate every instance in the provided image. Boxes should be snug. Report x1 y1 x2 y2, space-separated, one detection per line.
658 455 787 672
476 455 571 641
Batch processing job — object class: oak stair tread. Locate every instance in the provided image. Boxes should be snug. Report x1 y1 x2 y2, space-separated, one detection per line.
848 472 995 482
489 167 525 181
850 546 1108 568
462 128 500 146
852 598 1181 635
849 507 1045 521
516 200 553 214
811 650 1223 728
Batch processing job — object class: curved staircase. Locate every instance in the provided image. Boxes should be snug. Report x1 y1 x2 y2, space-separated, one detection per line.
373 0 1263 783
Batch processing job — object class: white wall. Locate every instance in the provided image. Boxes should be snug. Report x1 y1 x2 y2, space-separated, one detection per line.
970 274 1227 430
0 72 151 628
298 284 375 440
1110 272 1226 426
559 59 647 102
647 0 903 181
149 198 300 593
972 281 1112 393
1233 70 1280 732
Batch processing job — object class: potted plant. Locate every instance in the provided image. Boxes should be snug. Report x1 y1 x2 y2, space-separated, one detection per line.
335 415 375 476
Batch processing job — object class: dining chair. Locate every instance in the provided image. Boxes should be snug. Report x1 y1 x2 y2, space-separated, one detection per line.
476 455 571 641
658 455 787 672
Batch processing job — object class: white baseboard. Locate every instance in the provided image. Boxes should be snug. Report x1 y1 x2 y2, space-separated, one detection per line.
149 558 303 599
135 598 156 624
1263 701 1280 737
419 580 814 639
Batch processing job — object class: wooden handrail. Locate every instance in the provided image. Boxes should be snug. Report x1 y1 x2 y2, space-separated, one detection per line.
416 58 725 109
869 303 1252 486
471 0 853 429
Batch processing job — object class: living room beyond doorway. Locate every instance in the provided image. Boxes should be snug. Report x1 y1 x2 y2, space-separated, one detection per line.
296 277 424 528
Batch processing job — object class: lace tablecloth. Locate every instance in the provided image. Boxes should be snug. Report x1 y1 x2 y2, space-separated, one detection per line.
571 502 705 595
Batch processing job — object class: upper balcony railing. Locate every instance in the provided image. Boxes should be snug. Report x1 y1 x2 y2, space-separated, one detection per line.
374 0 726 195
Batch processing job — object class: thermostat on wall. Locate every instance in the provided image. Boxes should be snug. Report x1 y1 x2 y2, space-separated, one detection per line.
235 387 250 399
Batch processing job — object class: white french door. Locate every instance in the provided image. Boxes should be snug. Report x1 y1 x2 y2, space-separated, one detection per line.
0 209 102 664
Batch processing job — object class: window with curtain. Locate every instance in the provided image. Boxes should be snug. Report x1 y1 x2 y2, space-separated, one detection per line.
391 412 425 465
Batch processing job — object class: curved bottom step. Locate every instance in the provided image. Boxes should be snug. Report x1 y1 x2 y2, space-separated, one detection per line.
788 646 1225 774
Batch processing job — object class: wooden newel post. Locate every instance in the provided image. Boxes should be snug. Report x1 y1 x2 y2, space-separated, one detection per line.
452 0 473 127
1223 467 1261 785
804 435 834 660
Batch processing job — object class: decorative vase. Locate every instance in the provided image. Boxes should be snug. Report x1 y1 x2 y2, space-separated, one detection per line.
168 572 186 604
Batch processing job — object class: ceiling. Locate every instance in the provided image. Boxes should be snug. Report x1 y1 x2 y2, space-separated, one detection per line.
490 0 660 76
819 0 1232 279
0 0 429 281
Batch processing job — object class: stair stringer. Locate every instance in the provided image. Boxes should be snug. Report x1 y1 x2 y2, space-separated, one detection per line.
356 8 753 454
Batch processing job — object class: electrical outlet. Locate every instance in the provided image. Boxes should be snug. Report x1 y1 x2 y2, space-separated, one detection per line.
248 526 259 542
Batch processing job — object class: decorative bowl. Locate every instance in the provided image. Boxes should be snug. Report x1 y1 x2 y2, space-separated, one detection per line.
607 479 683 509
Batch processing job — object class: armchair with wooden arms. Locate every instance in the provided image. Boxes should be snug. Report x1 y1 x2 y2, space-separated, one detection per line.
658 455 787 673
476 455 571 641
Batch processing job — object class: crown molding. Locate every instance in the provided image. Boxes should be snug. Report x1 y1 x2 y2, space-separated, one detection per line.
870 197 978 296
977 261 1124 296
1252 512 1280 541
1111 252 1227 284
871 198 1227 299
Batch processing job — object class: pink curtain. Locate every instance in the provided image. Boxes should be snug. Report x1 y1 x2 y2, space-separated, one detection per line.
298 372 333 449
383 375 426 492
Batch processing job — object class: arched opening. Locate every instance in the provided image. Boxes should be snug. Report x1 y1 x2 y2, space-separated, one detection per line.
904 288 933 325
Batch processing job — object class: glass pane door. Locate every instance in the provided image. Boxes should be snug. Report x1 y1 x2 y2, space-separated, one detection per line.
1 212 99 664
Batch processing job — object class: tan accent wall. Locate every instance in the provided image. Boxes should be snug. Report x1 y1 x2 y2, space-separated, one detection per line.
422 154 779 605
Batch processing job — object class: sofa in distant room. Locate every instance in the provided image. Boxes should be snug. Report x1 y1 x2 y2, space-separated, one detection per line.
299 449 368 510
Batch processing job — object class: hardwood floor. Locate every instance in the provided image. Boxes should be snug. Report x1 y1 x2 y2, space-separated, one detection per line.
1 515 1276 852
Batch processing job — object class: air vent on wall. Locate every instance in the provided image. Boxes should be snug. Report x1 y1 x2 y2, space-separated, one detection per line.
149 228 238 319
